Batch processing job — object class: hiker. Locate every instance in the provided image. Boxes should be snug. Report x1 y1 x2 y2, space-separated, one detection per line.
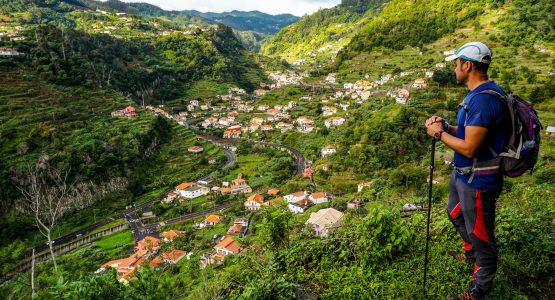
425 42 511 300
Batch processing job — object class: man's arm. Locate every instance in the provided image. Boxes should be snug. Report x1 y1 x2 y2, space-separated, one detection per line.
427 123 488 158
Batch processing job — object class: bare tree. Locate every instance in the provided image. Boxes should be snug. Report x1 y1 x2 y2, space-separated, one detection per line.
13 157 76 280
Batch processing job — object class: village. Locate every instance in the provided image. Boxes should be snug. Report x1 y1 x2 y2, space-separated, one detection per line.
100 56 460 282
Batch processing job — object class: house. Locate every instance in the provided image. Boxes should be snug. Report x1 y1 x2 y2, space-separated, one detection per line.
254 89 269 97
296 116 315 132
261 124 273 131
244 194 265 211
305 208 344 237
136 236 161 252
227 218 249 236
325 117 346 128
321 145 337 157
188 146 204 154
0 47 23 56
267 188 280 196
357 181 373 193
303 167 315 178
123 106 137 117
325 73 337 84
162 191 178 204
205 214 225 226
309 191 329 204
161 250 187 264
251 117 264 125
287 198 313 214
266 108 280 116
412 78 428 89
347 198 363 210
219 117 232 126
161 230 181 242
435 62 446 68
176 182 197 196
322 106 337 116
284 191 309 203
276 122 294 132
223 126 242 139
258 105 270 111
249 122 260 132
220 176 252 194
213 235 242 261
425 71 434 78
396 88 410 104
180 186 206 199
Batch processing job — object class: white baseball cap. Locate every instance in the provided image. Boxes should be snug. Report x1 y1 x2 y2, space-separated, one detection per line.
445 42 492 64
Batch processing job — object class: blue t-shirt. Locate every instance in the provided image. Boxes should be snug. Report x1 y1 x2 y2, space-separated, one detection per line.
453 81 510 191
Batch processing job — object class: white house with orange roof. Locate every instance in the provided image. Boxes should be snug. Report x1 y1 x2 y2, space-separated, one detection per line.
412 78 428 89
205 214 225 226
188 146 204 154
322 106 337 116
325 117 346 128
175 182 197 197
309 191 329 204
161 230 182 242
284 191 309 203
287 198 313 214
223 126 242 139
276 122 293 132
214 235 242 258
321 145 337 157
261 124 274 131
251 117 264 125
244 194 265 211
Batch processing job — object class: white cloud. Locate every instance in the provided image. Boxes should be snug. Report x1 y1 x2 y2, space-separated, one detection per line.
116 0 341 16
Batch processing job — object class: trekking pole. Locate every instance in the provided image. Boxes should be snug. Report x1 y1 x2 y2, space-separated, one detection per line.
423 137 436 293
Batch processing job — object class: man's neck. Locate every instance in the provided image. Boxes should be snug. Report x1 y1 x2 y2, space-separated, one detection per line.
467 75 490 91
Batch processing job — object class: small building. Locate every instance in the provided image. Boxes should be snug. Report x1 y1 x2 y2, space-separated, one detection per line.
181 186 206 199
284 191 309 203
324 117 346 128
244 194 265 211
309 191 329 204
287 198 313 214
321 145 337 157
205 215 225 226
347 198 363 210
545 126 555 136
161 230 181 242
357 181 373 193
188 146 204 154
412 78 428 89
213 235 242 261
267 188 280 196
305 208 344 237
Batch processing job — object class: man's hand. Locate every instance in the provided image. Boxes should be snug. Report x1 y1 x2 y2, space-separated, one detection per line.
425 115 444 127
426 122 443 138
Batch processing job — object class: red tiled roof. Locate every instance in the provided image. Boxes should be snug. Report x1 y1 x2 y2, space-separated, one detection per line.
246 194 264 204
214 236 241 253
176 182 195 190
311 191 327 199
161 230 181 240
267 188 280 195
162 250 187 263
205 215 224 223
149 256 164 267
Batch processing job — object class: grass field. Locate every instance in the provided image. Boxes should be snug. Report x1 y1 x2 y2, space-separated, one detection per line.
94 229 134 256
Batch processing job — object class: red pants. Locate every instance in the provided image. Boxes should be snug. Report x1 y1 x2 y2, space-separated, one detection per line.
447 172 501 299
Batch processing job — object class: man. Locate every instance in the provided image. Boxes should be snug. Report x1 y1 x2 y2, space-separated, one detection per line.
425 42 510 300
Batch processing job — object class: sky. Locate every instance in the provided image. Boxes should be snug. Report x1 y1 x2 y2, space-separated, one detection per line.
115 0 342 16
